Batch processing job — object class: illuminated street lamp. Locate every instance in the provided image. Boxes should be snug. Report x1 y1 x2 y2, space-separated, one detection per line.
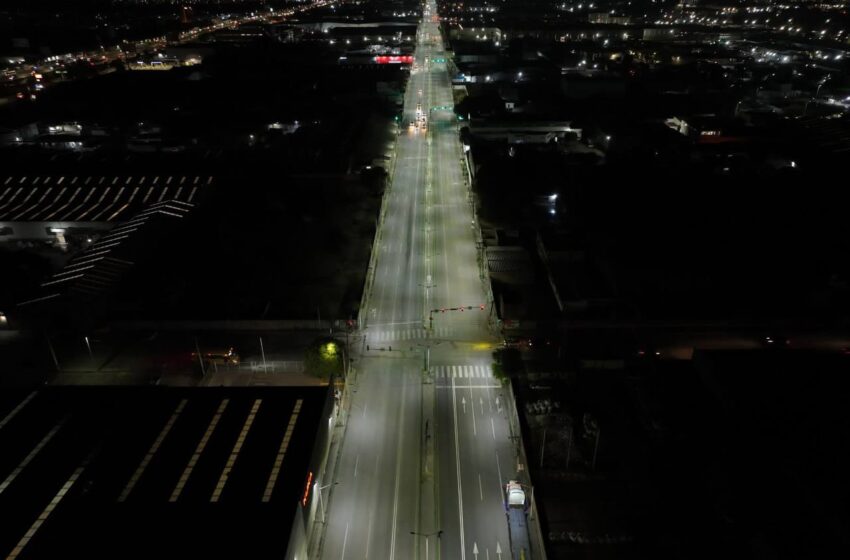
315 481 339 523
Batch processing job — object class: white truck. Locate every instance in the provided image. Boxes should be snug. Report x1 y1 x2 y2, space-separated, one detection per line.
506 480 532 560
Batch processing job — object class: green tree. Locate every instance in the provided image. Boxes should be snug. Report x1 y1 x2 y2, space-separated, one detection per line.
492 347 522 384
304 337 343 380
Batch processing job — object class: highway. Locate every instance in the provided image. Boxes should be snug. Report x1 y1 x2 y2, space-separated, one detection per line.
318 2 524 560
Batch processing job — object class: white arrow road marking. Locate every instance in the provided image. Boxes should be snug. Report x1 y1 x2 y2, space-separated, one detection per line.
496 541 502 559
473 542 479 559
461 396 466 413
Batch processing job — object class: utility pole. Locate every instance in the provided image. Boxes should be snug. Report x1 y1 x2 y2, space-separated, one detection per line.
592 428 601 471
194 337 206 377
539 426 546 468
45 332 60 372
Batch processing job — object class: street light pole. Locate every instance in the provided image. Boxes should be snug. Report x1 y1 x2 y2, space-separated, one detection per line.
194 337 206 377
45 331 60 372
259 336 267 372
84 336 93 360
316 481 338 524
592 428 601 471
539 426 546 468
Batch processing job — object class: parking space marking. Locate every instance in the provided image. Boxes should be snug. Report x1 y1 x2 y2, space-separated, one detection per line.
6 449 96 560
262 399 302 502
118 399 188 502
169 399 229 502
211 399 262 502
0 417 68 496
0 391 38 432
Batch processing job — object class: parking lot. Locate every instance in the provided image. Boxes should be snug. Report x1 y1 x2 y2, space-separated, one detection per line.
0 386 326 559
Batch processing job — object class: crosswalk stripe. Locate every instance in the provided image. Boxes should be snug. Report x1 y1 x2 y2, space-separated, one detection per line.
431 365 493 378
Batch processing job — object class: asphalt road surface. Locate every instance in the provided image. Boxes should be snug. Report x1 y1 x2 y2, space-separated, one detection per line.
319 3 523 560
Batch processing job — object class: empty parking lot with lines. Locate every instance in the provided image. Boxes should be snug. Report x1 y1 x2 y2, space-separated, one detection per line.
0 386 325 559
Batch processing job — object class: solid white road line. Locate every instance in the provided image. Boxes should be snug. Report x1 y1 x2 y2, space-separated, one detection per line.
340 521 350 560
496 451 504 503
365 510 375 558
389 376 407 560
470 383 477 436
452 376 467 560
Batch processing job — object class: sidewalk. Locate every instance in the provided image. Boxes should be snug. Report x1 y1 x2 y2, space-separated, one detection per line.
306 365 357 558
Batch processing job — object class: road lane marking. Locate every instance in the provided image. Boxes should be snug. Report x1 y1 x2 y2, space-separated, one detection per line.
491 417 496 440
437 385 502 390
365 510 374 558
354 454 359 478
119 399 187 502
340 521 350 560
451 376 467 560
496 451 505 503
170 399 229 502
478 473 484 501
389 375 408 560
262 398 302 502
6 448 96 560
470 382 477 436
0 391 37 432
211 398 262 502
0 416 68 495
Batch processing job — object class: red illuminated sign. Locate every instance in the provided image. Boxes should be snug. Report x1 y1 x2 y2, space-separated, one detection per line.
374 55 414 65
301 471 313 506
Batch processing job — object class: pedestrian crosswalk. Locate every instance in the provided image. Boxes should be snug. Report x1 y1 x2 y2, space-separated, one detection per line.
366 327 453 343
431 365 493 379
